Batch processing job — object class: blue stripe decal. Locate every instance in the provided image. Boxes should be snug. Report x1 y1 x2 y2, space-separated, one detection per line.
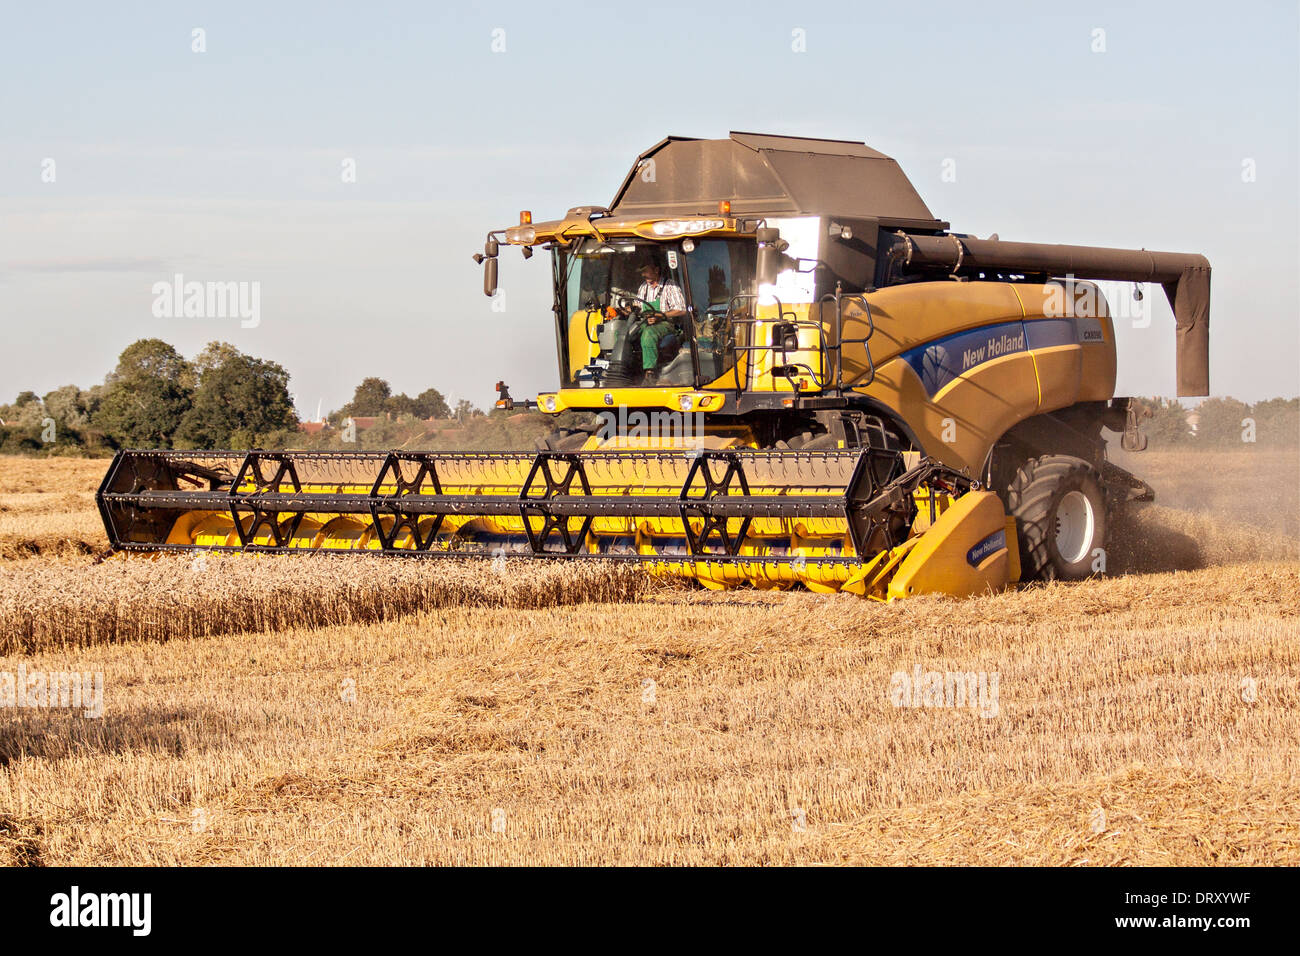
966 528 1007 567
898 319 1079 397
1024 318 1077 350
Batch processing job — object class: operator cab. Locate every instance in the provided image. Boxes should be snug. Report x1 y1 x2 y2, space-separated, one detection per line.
554 237 755 389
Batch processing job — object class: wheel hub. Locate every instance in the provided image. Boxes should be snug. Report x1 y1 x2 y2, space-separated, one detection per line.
1054 490 1095 564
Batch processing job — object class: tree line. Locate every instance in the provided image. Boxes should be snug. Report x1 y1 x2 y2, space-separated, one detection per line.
0 338 480 454
1138 396 1299 447
0 339 297 453
330 376 481 425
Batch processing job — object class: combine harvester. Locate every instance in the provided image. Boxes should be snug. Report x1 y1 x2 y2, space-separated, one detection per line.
98 133 1211 599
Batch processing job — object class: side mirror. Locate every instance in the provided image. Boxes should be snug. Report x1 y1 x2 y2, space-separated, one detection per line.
480 237 500 297
756 227 788 286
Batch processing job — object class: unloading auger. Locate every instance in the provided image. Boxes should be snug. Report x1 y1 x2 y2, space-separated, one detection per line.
96 446 1011 600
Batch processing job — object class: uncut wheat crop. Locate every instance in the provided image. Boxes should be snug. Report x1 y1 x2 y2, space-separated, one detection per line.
0 555 650 654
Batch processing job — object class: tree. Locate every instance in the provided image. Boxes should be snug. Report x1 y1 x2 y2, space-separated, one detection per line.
383 386 450 420
336 378 454 422
175 342 298 448
92 339 194 448
0 392 41 428
1251 397 1300 445
384 393 419 418
413 388 450 420
191 341 243 377
42 385 92 431
1195 397 1253 446
1140 397 1191 447
454 399 484 421
348 378 392 416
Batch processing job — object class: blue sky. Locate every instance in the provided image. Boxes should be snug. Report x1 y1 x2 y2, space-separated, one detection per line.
1 0 1297 414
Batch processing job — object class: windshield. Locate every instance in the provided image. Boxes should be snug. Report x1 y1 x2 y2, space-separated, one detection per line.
552 237 754 388
682 237 755 387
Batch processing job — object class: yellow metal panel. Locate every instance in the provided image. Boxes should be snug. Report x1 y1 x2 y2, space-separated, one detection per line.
747 302 823 393
1012 282 1118 407
509 216 743 246
848 281 1027 374
1004 514 1021 584
849 280 1124 473
853 281 1029 473
886 491 1010 601
865 350 1039 476
1030 344 1084 411
544 387 710 413
567 310 601 378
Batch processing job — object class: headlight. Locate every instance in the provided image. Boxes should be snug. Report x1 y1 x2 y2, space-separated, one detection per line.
678 394 694 412
542 395 558 412
650 219 725 237
505 225 536 244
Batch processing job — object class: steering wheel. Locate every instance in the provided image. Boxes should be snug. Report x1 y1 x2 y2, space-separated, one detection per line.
615 293 669 326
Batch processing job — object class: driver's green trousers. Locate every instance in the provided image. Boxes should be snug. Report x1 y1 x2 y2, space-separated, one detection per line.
640 322 671 370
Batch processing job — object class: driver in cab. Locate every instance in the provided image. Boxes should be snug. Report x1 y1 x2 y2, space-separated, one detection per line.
627 258 686 385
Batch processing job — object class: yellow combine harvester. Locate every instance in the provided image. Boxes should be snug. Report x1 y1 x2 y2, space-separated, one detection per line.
98 132 1212 599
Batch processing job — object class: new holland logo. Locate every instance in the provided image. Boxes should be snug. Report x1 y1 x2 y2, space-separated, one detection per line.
966 529 1006 567
901 319 1082 397
902 321 1032 397
959 330 1025 372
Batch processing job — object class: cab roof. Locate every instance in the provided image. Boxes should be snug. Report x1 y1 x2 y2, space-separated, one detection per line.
608 131 946 229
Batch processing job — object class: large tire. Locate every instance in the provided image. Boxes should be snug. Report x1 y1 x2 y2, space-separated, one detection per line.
1006 455 1107 581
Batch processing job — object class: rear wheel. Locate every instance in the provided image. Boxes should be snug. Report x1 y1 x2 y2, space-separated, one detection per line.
1007 455 1107 581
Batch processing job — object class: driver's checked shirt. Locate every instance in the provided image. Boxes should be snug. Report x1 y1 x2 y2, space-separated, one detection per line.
636 279 686 313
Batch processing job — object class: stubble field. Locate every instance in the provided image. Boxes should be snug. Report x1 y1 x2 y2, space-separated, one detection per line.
0 448 1297 866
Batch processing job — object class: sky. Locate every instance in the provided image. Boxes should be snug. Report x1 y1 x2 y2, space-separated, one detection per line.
1 0 1297 417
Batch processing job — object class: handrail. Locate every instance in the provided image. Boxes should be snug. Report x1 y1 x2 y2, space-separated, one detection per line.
721 287 878 396
818 286 877 390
